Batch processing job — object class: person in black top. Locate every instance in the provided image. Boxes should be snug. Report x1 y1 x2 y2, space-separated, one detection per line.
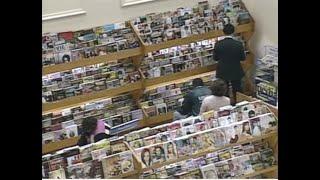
214 24 246 103
174 78 212 120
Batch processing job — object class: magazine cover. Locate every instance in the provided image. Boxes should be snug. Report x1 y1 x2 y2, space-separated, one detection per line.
151 144 166 164
201 110 214 121
136 147 153 168
259 114 277 133
143 135 157 146
217 148 232 161
181 125 196 136
129 139 145 149
101 154 122 178
169 128 184 139
111 143 127 154
200 163 218 179
214 161 232 179
156 103 167 115
66 163 85 179
53 129 68 141
211 129 227 147
167 121 182 131
175 137 191 157
249 152 264 171
65 124 78 138
189 134 203 154
79 144 94 162
218 115 234 126
231 145 245 157
194 121 207 132
180 116 195 127
192 157 207 168
48 157 65 171
199 132 214 150
120 151 134 173
242 109 256 120
91 148 108 161
156 132 170 143
260 148 276 168
49 168 66 179
238 154 255 175
249 117 263 137
242 143 256 154
42 132 54 144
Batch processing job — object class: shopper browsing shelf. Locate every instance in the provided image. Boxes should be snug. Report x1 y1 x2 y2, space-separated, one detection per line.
199 79 230 114
214 24 246 103
174 78 212 120
77 117 108 146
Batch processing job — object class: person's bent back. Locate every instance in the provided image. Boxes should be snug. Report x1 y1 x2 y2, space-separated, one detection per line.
200 79 230 114
178 78 212 117
77 117 108 146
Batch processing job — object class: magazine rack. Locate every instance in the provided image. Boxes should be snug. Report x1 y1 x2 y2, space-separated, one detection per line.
116 98 278 178
42 1 257 159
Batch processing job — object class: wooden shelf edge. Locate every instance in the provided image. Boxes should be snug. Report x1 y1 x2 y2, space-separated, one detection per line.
109 169 140 179
142 22 254 53
238 165 278 179
42 47 143 75
42 136 80 154
138 113 173 127
145 64 217 87
43 81 143 113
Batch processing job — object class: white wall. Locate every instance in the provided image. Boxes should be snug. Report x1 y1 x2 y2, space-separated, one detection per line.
42 0 218 33
43 0 278 56
242 0 278 57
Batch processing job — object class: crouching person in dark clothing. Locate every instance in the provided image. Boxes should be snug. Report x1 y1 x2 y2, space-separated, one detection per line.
174 78 212 121
77 117 108 146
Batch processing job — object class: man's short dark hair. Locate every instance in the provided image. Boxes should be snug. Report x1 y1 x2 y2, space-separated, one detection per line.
211 79 227 96
223 24 235 35
192 78 204 87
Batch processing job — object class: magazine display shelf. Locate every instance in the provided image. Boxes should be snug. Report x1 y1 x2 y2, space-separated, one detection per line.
42 93 278 179
43 47 143 75
137 131 277 173
42 3 256 157
130 22 254 53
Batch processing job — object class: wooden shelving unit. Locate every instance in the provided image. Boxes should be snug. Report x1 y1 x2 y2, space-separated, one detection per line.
130 22 254 53
42 93 278 179
42 48 143 75
42 136 79 154
42 11 258 165
238 165 278 179
140 131 277 172
42 81 143 113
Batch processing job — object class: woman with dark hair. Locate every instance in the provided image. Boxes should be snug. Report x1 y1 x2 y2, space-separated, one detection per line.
152 146 166 163
77 117 108 146
200 79 230 114
141 148 152 167
242 121 252 136
164 142 176 160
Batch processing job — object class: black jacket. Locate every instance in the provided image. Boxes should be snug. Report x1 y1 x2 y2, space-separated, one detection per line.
77 133 108 146
178 86 212 116
214 37 246 80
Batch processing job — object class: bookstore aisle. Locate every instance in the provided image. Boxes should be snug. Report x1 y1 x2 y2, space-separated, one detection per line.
42 0 278 179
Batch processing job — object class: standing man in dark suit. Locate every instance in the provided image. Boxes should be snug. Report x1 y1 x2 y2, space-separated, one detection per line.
214 24 246 104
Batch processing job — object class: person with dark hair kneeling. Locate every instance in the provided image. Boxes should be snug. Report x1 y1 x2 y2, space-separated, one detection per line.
173 78 212 121
77 117 108 146
200 79 230 114
214 24 246 104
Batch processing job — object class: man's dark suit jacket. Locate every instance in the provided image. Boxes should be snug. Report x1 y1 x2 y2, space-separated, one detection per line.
214 37 246 81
